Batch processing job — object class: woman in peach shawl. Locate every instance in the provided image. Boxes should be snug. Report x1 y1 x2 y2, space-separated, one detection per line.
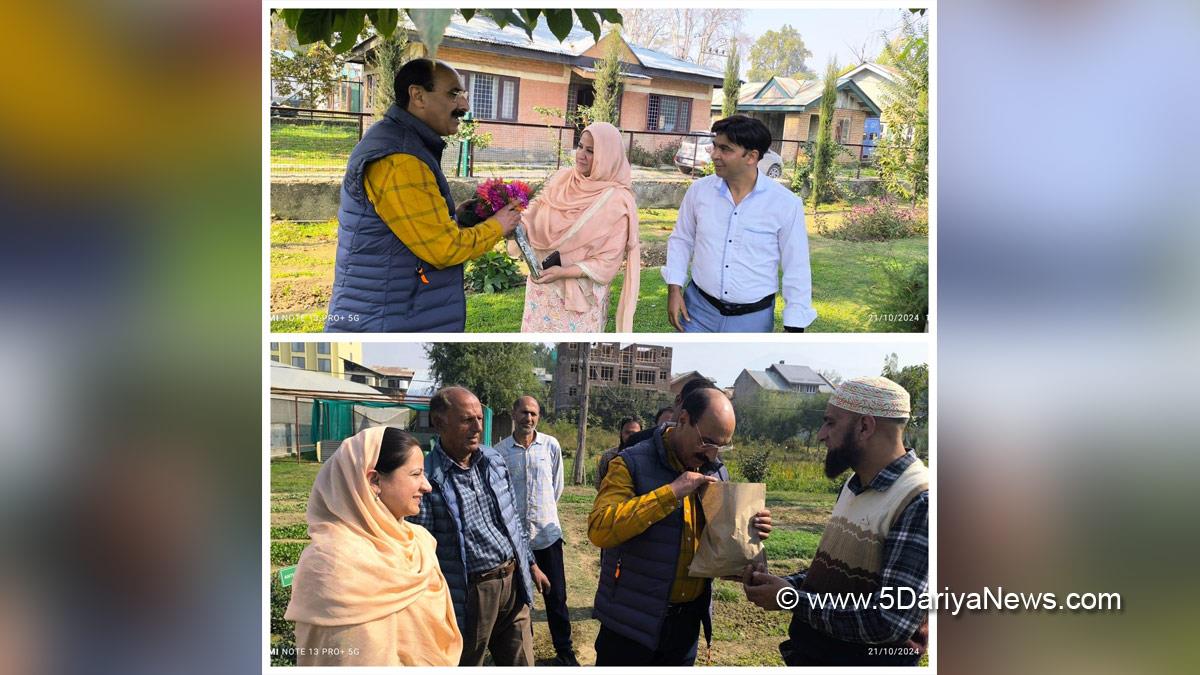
511 121 640 332
284 427 461 666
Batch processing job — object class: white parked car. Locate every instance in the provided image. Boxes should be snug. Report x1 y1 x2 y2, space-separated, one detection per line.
674 133 785 178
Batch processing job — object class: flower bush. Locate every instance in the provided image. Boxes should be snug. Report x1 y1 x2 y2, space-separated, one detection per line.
825 196 928 241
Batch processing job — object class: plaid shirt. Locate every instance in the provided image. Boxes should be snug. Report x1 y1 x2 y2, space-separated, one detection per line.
435 445 516 575
786 450 929 644
496 432 564 551
364 154 503 267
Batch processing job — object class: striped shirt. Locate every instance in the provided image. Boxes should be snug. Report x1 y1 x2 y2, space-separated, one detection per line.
434 445 516 575
785 450 928 644
497 432 564 551
364 153 503 268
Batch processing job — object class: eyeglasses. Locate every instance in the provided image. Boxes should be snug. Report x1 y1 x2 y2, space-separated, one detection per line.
698 437 733 454
446 88 469 101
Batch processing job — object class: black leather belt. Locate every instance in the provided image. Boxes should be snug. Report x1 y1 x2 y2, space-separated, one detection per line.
692 282 775 316
469 558 515 583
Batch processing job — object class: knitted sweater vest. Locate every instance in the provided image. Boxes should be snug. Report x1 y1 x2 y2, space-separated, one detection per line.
788 457 929 665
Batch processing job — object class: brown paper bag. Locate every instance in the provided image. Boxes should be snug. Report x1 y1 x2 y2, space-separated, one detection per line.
688 481 766 578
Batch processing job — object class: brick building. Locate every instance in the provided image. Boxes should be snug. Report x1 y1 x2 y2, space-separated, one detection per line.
711 63 898 164
552 342 673 410
348 16 723 167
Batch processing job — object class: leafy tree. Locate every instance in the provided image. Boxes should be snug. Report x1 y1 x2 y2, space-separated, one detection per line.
734 390 829 445
746 25 813 81
369 30 410 115
721 42 741 118
882 354 929 453
875 12 929 202
809 61 840 206
572 385 674 431
425 343 541 412
531 344 556 371
589 30 624 125
273 8 623 56
270 42 345 109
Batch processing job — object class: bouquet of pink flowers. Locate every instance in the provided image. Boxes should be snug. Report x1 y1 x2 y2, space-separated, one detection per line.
455 178 534 227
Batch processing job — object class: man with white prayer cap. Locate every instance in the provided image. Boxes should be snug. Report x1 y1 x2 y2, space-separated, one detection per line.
741 376 930 666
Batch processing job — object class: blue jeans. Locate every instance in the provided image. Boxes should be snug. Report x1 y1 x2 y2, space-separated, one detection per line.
681 282 775 333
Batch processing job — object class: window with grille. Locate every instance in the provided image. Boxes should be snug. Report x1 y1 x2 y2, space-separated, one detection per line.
647 95 691 132
569 386 577 396
570 363 578 373
601 366 614 381
461 70 519 121
636 370 656 385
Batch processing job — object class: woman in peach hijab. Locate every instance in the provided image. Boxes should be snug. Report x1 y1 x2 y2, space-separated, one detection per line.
511 121 640 332
284 427 462 666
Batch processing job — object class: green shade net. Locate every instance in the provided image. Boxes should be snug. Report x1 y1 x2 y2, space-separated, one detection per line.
309 399 492 454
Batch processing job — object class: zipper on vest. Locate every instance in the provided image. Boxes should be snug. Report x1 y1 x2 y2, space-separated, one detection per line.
416 265 430 284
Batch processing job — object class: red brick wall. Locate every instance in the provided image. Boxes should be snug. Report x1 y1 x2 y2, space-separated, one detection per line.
516 78 570 124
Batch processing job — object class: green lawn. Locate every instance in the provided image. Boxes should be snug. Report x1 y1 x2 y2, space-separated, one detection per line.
271 122 357 171
269 206 927 333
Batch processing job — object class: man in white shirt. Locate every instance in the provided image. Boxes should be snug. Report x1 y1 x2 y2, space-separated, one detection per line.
496 396 577 666
663 115 817 332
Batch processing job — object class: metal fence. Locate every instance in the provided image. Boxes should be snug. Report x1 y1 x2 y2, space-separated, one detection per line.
270 111 898 183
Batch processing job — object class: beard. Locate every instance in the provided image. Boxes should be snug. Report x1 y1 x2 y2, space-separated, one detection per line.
823 426 865 478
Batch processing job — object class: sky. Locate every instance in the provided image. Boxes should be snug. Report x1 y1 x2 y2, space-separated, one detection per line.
737 8 908 75
364 341 927 389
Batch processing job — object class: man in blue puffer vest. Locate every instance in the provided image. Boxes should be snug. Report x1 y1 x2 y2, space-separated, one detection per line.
588 388 774 665
325 59 521 332
408 386 551 665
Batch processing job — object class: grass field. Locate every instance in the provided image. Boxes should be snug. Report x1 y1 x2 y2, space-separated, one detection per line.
268 454 840 667
269 206 927 333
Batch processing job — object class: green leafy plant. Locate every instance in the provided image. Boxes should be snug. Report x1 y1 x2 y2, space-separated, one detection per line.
809 62 840 205
271 541 308 566
876 261 928 332
270 524 310 540
270 576 297 666
449 116 492 150
628 141 680 168
739 446 772 483
465 250 524 293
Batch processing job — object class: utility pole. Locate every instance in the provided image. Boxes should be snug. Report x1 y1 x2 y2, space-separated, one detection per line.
572 342 591 485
